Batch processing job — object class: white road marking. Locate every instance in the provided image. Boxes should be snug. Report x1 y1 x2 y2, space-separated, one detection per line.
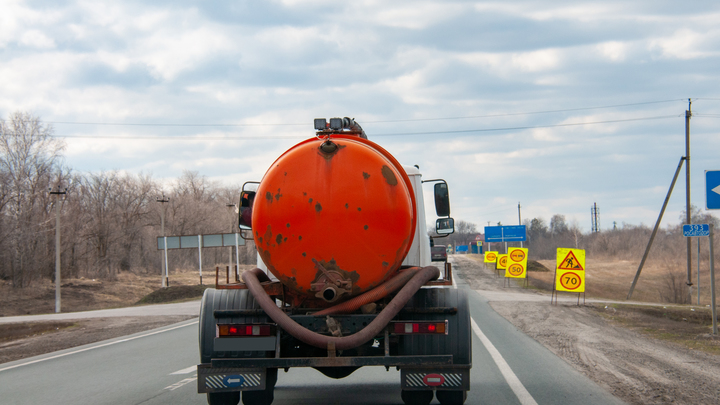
0 320 198 373
165 375 197 391
471 318 538 405
170 365 198 375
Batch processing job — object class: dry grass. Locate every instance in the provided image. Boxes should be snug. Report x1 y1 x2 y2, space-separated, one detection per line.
0 264 256 317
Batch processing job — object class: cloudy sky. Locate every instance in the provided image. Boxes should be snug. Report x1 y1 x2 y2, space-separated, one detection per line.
2 0 720 232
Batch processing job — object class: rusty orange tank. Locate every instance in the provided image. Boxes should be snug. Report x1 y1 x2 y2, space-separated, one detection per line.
252 134 416 303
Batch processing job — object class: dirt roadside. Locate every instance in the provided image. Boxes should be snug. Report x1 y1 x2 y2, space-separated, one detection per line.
451 255 720 405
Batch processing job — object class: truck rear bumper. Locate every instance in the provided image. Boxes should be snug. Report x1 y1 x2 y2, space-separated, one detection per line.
209 354 453 368
198 361 471 393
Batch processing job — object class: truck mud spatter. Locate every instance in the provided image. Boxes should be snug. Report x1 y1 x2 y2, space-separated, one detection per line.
197 117 470 405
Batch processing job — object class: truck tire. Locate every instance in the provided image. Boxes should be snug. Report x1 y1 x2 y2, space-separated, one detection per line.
436 390 467 405
398 288 472 365
199 288 271 363
401 390 433 405
242 368 277 405
207 392 240 405
200 289 277 405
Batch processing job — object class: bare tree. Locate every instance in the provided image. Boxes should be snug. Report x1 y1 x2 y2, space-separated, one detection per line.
0 112 64 287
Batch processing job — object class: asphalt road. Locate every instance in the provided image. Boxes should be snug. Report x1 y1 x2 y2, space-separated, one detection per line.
0 259 625 405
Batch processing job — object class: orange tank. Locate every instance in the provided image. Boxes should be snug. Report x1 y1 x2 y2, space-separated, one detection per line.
252 134 416 303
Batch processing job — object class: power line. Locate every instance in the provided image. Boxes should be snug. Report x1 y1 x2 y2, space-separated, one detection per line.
366 99 685 123
373 115 679 137
50 114 680 141
44 99 685 128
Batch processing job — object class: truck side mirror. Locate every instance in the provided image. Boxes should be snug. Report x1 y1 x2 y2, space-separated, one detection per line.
238 190 255 230
436 217 454 235
434 182 450 217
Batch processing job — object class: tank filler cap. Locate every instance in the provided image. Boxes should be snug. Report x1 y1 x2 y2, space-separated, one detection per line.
319 139 338 154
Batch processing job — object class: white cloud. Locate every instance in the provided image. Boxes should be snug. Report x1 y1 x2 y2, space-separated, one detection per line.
19 30 56 48
649 29 720 60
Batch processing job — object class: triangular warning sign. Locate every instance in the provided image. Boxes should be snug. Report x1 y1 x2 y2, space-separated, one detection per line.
559 251 584 270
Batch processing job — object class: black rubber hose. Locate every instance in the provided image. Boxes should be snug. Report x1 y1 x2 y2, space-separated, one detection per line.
242 266 440 350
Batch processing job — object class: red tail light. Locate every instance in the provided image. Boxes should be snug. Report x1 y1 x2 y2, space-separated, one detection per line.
391 321 448 335
217 324 275 337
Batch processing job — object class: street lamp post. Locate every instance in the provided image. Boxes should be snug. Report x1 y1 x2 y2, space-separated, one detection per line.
157 194 170 287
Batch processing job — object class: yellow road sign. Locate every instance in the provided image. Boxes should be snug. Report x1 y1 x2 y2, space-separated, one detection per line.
506 263 525 278
556 270 585 292
505 247 528 278
497 254 508 269
557 248 585 271
484 251 498 263
509 248 526 263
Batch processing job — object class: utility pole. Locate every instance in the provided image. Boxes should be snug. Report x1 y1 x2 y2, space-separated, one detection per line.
685 99 693 303
591 202 600 233
50 186 67 313
157 194 170 288
518 202 523 248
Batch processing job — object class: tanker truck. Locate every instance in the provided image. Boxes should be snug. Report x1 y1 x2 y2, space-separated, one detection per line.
197 118 471 405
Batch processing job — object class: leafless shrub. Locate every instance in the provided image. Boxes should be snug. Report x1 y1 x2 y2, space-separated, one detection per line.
658 269 689 304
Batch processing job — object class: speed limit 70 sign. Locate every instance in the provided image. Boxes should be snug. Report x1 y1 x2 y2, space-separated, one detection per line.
556 270 585 292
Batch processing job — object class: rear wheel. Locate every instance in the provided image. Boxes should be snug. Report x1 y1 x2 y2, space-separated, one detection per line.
199 289 271 363
436 390 467 405
398 288 472 364
242 368 277 405
401 390 433 405
207 392 240 405
200 289 277 405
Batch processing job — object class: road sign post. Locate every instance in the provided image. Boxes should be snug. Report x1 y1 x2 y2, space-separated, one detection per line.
706 170 720 210
553 248 586 305
683 223 717 335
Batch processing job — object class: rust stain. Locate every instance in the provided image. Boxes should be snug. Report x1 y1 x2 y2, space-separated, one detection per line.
265 191 273 202
357 207 362 211
263 225 273 247
309 198 313 203
382 261 389 267
381 165 398 186
315 202 322 212
364 225 369 230
302 252 306 257
276 234 283 245
312 258 361 287
299 235 302 241
274 188 282 202
345 203 349 209
362 172 370 179
284 237 287 243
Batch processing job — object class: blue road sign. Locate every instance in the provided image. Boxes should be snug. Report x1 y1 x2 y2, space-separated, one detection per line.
707 170 720 210
683 224 710 237
484 225 527 242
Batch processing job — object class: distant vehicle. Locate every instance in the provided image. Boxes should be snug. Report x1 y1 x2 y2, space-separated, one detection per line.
431 245 448 262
